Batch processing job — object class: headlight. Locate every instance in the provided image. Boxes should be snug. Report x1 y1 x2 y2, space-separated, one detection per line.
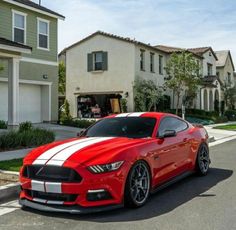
88 161 124 174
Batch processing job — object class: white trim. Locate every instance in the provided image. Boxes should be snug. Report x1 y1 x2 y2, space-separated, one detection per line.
0 77 52 86
0 44 31 54
12 10 27 45
20 57 58 66
37 17 50 51
3 0 65 20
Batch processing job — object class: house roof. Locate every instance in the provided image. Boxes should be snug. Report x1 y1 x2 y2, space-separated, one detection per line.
0 37 32 53
215 50 235 71
154 45 203 59
201 75 223 87
188 47 218 60
59 31 169 55
3 0 65 20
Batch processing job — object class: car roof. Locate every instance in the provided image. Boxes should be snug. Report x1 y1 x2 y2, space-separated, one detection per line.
105 112 177 119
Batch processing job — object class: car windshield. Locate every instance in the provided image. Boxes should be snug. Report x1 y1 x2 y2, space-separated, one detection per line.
85 117 156 138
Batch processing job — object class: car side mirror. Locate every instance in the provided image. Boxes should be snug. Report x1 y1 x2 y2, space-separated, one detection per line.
77 129 86 137
158 130 176 139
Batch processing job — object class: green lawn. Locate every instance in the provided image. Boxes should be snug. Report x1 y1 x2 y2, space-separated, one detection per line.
214 124 236 131
0 158 23 172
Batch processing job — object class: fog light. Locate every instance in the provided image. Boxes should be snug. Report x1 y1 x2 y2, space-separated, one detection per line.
87 189 112 201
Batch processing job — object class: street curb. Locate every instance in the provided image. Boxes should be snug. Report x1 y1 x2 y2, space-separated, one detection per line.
0 182 20 203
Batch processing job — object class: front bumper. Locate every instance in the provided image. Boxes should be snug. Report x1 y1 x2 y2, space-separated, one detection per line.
19 162 129 211
19 198 123 214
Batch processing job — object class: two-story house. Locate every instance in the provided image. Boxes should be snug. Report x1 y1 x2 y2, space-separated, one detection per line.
60 31 168 117
0 0 64 126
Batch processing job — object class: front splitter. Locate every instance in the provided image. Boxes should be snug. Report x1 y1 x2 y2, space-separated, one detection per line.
19 199 123 214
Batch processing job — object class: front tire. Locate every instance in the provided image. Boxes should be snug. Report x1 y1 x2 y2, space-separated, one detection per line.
124 161 150 208
196 143 210 176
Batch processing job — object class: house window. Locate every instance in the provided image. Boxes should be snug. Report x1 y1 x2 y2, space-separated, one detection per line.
140 50 145 71
159 55 163 74
227 72 231 85
207 63 212 76
150 53 154 72
37 18 49 50
94 52 103 71
87 52 108 72
13 11 26 44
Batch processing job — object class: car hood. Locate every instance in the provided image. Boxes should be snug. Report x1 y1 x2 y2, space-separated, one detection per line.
24 137 150 166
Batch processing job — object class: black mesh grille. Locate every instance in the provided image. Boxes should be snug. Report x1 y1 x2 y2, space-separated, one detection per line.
23 165 82 183
25 190 78 202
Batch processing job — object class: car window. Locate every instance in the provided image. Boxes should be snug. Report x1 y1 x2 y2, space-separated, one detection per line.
158 117 188 136
85 117 157 138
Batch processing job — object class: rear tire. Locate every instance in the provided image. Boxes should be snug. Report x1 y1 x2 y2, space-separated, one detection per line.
196 143 210 176
124 161 151 208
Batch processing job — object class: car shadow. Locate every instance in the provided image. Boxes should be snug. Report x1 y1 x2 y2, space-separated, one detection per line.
23 167 232 222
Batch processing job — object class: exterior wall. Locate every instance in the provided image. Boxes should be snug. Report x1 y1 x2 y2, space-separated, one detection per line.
217 55 235 88
134 46 166 87
202 51 216 76
0 1 58 62
66 35 136 117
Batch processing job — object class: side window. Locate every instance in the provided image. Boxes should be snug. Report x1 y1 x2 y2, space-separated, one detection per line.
158 117 188 137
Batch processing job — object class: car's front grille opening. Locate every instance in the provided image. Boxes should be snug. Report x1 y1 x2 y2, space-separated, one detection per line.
22 165 82 183
25 190 78 202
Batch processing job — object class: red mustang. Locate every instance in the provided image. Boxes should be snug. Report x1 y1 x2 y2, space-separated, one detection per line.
19 112 210 213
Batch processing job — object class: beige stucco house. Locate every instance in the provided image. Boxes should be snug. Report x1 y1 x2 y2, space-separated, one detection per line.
60 31 168 117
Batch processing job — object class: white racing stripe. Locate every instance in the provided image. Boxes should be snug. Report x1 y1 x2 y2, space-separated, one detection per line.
32 138 93 165
127 112 145 117
116 113 131 117
115 112 145 117
46 137 114 166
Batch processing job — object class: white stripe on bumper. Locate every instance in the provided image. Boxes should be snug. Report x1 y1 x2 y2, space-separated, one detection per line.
45 182 62 193
31 180 44 192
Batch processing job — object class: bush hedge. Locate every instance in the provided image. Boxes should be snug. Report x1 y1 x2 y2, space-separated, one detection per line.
0 127 55 151
61 118 96 129
0 120 7 129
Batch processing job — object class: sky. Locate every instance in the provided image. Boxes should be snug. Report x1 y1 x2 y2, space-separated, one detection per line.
36 0 236 62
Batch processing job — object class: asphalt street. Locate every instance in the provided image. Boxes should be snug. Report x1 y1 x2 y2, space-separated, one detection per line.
0 140 236 230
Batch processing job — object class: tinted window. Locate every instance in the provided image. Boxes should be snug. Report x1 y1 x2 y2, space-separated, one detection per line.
85 117 156 138
158 117 188 136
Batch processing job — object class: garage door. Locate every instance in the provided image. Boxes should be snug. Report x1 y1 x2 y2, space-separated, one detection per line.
0 82 8 121
0 82 42 123
19 84 42 123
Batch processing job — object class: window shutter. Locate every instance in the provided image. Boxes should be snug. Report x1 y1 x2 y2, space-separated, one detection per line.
102 52 108 71
87 53 93 72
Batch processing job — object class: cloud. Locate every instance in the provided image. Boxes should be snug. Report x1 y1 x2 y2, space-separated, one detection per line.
40 0 236 62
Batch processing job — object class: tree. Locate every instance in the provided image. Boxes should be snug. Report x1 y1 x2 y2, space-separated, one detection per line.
60 99 72 124
223 84 236 110
0 65 4 72
133 78 162 112
164 51 201 114
58 61 66 95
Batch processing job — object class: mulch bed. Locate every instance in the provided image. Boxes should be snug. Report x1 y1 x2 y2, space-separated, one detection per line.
0 172 19 186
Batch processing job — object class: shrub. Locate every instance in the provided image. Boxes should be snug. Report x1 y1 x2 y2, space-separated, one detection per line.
120 98 128 113
0 120 7 129
61 118 96 129
19 121 33 132
0 128 55 151
224 110 236 121
214 116 228 123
